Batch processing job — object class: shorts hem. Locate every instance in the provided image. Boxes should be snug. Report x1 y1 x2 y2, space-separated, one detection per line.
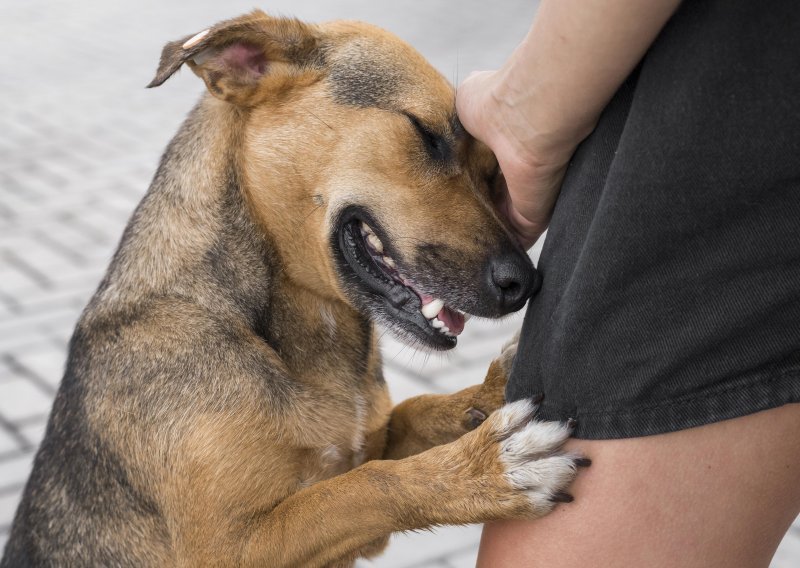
509 367 800 440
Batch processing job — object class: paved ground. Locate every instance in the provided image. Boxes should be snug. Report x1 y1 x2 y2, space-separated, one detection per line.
0 1 797 566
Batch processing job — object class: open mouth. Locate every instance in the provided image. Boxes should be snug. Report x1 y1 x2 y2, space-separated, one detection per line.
335 209 468 349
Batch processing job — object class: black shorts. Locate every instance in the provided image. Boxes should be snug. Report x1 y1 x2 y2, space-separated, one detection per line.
506 0 800 439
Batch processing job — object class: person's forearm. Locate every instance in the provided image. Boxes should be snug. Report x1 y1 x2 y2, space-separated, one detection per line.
494 0 683 156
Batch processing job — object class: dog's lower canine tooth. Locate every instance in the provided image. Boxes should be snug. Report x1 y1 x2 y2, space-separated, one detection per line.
421 298 444 319
431 318 445 329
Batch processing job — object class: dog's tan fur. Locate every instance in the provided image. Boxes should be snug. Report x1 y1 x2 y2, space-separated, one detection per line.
3 11 585 568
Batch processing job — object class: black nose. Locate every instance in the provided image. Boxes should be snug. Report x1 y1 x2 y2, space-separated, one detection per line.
484 252 540 314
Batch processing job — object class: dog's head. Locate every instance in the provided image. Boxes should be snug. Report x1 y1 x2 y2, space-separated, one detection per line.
150 10 539 350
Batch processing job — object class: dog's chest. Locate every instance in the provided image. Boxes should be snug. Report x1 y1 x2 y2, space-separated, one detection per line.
298 391 371 486
274 313 388 486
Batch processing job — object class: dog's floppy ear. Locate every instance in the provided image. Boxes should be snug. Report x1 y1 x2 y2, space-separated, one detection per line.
147 10 321 106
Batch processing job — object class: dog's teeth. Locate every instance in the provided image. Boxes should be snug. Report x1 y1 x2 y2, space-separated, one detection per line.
383 256 396 268
360 222 386 254
366 233 384 253
431 317 445 329
441 325 451 334
457 309 472 322
421 298 444 319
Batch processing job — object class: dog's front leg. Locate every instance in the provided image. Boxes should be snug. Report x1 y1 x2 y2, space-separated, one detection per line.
383 336 518 460
239 400 582 568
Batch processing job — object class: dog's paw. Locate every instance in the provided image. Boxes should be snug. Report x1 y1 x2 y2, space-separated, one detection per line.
463 331 521 430
453 399 589 520
493 401 585 514
497 330 521 372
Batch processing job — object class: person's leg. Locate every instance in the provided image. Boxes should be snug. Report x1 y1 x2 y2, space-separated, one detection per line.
478 403 800 568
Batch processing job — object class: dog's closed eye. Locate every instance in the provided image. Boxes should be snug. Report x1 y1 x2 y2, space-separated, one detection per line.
405 113 451 162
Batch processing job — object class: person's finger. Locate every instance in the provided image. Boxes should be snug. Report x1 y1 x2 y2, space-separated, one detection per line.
492 175 541 249
503 198 542 250
455 70 497 145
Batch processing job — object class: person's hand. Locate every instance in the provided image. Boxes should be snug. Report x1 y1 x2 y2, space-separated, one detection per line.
456 0 681 250
456 70 582 250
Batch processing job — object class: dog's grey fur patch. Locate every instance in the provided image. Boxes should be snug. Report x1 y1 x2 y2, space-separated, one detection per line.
327 39 405 109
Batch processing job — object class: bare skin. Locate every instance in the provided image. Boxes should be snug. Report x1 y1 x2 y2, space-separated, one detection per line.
478 403 800 568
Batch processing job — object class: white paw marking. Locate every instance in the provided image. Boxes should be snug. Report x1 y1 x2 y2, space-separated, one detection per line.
501 420 572 465
491 399 536 438
511 453 577 493
492 404 577 511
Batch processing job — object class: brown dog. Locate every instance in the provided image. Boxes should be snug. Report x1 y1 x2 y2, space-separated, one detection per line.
2 11 586 567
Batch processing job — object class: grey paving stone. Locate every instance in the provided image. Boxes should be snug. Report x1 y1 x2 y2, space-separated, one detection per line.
357 525 482 568
18 423 48 451
0 381 53 423
0 262 42 297
383 364 439 402
0 306 81 341
773 524 800 568
441 545 480 568
0 491 23 532
8 350 65 392
0 453 35 493
0 430 20 457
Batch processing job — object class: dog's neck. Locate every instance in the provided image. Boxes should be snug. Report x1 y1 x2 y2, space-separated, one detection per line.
94 96 379 386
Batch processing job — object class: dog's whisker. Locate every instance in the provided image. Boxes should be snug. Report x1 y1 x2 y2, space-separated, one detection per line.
302 202 324 224
390 235 428 243
300 107 334 131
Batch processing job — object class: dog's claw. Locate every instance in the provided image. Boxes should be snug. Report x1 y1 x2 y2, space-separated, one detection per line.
465 407 487 429
575 457 592 468
566 417 577 430
551 491 574 503
532 393 545 405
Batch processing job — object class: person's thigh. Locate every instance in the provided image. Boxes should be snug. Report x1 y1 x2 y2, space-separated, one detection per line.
478 403 800 568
